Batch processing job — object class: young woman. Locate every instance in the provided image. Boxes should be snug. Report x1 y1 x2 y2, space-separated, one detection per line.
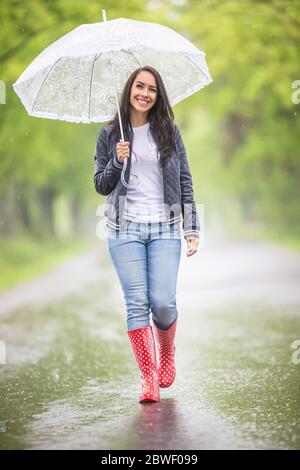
94 66 200 404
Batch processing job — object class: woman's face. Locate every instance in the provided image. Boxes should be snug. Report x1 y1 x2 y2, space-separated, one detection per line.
130 71 158 115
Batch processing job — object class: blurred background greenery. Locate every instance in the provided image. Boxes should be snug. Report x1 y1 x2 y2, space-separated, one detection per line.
0 0 299 290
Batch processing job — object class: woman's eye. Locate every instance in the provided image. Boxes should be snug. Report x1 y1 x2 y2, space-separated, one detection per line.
136 84 156 92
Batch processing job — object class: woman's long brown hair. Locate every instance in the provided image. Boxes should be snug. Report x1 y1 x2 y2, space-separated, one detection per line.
108 66 175 168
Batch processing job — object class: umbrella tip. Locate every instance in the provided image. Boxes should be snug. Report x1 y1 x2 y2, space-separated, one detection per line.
102 9 107 22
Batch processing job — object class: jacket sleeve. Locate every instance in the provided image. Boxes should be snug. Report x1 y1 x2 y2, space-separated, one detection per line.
175 124 200 240
93 126 124 196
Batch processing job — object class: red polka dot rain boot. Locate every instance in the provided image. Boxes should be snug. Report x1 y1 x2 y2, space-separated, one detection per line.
127 325 160 404
153 317 177 388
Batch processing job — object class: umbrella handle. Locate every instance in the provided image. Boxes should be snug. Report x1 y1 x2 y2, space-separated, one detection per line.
109 59 130 187
111 60 125 142
103 10 124 140
102 11 128 187
103 18 124 143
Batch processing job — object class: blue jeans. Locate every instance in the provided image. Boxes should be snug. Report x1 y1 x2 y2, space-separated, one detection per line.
106 220 182 331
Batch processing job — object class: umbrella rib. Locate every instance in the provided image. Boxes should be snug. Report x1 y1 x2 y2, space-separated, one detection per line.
32 57 64 113
127 49 143 68
185 54 211 83
88 53 100 120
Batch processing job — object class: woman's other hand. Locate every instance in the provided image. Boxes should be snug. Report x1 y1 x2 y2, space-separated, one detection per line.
186 236 199 257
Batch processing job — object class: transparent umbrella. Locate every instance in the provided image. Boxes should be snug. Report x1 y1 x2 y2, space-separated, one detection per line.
13 10 213 187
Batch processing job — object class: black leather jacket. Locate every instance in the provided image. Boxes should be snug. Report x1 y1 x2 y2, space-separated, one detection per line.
93 121 200 239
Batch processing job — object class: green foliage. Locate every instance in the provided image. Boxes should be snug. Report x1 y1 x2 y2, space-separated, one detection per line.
175 0 300 238
0 234 92 291
0 0 299 243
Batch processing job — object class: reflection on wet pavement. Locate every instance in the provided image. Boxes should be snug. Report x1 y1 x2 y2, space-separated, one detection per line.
0 237 300 449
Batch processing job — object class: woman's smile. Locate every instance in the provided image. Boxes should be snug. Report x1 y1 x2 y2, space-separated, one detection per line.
135 97 150 106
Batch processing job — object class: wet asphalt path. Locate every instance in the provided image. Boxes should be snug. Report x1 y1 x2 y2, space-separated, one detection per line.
0 233 299 449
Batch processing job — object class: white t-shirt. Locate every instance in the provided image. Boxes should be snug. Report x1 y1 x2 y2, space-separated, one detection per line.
123 122 166 223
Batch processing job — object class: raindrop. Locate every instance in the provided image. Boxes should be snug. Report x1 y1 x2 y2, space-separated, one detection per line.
52 370 60 381
108 95 116 105
0 423 7 432
129 174 139 187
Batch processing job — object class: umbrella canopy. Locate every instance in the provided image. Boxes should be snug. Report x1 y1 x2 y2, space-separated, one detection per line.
12 15 213 124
